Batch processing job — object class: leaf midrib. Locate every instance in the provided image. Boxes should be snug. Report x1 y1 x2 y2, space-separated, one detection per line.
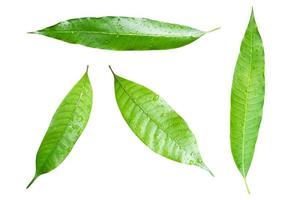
40 30 202 39
241 28 254 178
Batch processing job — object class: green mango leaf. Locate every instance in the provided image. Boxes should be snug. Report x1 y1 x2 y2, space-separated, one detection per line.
30 16 219 50
27 66 93 189
230 9 265 193
110 66 213 175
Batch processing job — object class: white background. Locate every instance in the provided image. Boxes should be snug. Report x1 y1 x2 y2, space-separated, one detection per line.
0 0 299 199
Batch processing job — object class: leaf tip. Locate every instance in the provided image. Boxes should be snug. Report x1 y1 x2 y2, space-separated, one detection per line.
26 174 39 189
250 7 256 21
202 164 215 177
108 65 116 77
196 162 214 177
86 65 90 74
27 31 39 34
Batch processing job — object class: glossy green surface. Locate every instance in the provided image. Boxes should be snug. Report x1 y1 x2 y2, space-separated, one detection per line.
230 10 265 193
111 67 212 174
27 67 93 189
32 16 217 50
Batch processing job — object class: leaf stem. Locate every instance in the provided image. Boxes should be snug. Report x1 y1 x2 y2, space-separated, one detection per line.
206 27 221 33
26 174 39 189
86 65 90 73
243 177 251 194
27 31 39 34
108 65 116 77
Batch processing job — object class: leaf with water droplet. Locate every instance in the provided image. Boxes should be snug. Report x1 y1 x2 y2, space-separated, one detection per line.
30 16 219 50
109 66 213 174
152 95 159 101
27 66 93 189
230 9 265 193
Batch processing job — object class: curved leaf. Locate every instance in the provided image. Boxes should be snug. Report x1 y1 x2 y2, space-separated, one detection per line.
27 67 93 188
230 10 265 193
110 66 212 175
30 16 219 50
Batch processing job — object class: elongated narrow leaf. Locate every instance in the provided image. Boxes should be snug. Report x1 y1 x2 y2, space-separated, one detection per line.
27 67 93 189
110 66 212 174
30 16 218 50
230 10 265 193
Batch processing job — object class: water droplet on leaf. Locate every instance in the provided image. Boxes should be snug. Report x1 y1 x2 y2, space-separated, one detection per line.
152 95 159 101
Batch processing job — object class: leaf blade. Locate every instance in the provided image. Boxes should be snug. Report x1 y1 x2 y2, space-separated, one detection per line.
27 67 93 188
32 16 216 50
111 66 212 174
230 10 265 192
